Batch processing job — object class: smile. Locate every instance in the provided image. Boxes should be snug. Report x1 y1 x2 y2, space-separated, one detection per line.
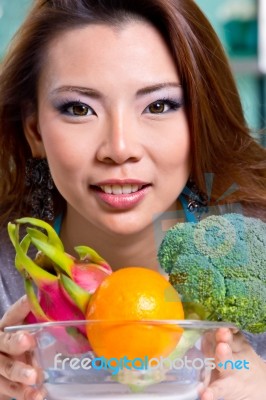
91 183 151 209
99 184 144 195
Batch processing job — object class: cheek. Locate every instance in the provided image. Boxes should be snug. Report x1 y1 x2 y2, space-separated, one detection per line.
38 119 93 175
43 137 82 175
155 122 190 171
46 148 89 201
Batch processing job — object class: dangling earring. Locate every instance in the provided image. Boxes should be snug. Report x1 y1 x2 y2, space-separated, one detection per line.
182 178 208 221
25 158 54 221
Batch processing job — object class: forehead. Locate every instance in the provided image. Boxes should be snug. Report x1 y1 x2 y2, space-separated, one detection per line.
38 21 179 92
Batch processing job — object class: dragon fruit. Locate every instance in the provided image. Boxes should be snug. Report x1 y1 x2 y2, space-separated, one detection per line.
7 217 112 352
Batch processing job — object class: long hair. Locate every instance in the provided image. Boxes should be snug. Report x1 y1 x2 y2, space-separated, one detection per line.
0 0 265 225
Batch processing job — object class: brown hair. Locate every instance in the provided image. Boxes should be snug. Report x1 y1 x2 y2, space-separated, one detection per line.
0 0 265 225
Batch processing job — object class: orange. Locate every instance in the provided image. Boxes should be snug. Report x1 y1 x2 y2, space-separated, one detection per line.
85 267 184 364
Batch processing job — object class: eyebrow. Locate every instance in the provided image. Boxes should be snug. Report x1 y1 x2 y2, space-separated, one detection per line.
50 86 102 99
136 82 182 96
50 82 182 98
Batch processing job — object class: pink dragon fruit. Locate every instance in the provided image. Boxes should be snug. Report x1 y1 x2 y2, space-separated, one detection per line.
7 217 113 353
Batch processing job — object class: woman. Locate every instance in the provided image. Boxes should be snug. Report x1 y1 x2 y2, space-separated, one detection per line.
0 0 265 399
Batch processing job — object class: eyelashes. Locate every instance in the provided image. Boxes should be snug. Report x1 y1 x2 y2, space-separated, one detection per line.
144 98 183 114
55 100 96 117
54 97 184 117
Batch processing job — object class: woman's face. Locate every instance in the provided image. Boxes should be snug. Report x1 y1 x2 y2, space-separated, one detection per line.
25 21 190 236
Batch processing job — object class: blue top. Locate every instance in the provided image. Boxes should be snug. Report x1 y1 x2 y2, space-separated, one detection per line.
54 212 63 235
178 194 198 223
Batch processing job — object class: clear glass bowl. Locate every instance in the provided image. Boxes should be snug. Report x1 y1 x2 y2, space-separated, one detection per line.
5 320 235 400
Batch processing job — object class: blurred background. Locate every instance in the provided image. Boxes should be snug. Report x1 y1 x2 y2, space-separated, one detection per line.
0 0 265 147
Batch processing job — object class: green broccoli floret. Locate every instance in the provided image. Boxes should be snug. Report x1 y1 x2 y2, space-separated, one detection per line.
157 213 266 333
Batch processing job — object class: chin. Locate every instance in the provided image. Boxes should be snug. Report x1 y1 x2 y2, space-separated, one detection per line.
102 216 150 237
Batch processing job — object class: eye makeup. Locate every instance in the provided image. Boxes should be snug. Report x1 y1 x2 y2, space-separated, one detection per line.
53 98 96 117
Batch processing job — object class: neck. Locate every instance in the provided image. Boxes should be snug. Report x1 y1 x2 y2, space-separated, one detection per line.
60 210 162 272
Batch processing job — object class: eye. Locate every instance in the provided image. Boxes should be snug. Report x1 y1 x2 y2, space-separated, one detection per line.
71 104 91 116
57 101 96 117
149 101 165 113
144 99 182 114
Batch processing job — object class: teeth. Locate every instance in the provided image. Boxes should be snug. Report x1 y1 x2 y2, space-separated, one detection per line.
102 185 112 194
100 184 142 194
112 185 122 195
122 184 134 194
130 184 139 193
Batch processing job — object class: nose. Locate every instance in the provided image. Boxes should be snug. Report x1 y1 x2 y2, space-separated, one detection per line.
96 111 143 165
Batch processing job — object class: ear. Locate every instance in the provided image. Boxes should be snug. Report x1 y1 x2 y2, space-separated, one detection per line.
23 106 46 158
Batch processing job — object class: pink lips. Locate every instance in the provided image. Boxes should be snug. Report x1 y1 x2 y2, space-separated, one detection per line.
91 180 151 210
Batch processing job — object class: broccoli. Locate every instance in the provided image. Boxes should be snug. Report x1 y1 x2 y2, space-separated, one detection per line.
157 213 266 333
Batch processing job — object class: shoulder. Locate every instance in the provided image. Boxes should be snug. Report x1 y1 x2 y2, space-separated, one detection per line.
0 225 24 318
243 331 266 361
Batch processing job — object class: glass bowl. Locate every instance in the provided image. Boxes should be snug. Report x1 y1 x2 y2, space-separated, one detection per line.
5 320 235 400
